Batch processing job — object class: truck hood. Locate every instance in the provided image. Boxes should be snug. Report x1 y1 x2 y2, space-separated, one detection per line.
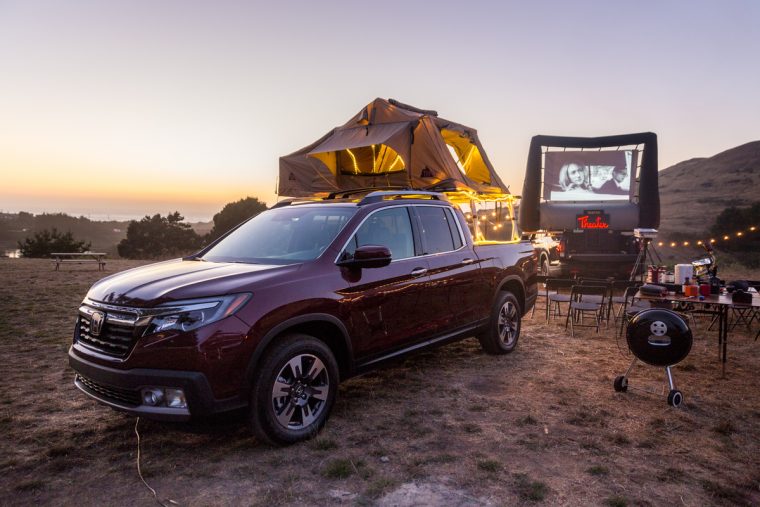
86 259 300 307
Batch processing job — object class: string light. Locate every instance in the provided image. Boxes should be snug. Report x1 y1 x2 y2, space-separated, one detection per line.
651 224 759 249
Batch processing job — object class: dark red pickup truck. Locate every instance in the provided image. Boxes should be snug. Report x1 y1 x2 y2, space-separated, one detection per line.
69 191 537 444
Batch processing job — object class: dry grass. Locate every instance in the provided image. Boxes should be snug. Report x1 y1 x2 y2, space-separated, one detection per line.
1 258 760 505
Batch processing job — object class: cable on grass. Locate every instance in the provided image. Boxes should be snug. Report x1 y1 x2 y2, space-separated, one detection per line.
135 417 178 507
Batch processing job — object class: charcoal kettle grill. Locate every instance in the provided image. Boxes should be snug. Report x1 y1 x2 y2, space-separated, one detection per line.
614 308 692 407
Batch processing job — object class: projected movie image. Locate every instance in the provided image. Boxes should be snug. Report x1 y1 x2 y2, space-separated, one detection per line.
543 150 636 201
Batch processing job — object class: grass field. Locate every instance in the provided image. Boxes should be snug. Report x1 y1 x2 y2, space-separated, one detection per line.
1 258 759 506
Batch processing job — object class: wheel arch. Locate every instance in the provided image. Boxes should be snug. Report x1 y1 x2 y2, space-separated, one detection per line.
244 314 354 390
496 275 526 315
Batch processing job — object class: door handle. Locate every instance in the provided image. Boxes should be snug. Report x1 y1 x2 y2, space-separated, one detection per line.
461 258 475 265
410 267 428 277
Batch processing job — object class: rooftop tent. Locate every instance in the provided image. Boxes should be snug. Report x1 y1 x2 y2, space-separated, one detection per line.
278 98 511 198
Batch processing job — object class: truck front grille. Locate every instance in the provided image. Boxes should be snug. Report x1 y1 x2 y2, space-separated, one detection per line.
75 374 141 407
77 314 138 358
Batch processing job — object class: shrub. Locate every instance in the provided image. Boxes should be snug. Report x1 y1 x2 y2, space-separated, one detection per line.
117 212 201 259
18 228 91 258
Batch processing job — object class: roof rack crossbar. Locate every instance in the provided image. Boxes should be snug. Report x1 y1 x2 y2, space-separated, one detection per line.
358 190 447 206
326 186 408 200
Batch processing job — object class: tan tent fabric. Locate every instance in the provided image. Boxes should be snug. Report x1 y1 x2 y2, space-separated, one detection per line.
278 98 510 197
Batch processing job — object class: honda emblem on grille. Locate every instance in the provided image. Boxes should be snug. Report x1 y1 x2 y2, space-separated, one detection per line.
90 311 106 336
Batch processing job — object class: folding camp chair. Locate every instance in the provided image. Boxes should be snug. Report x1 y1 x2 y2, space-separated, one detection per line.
610 280 641 323
565 285 608 337
531 275 553 319
580 279 614 325
546 278 574 323
618 285 651 337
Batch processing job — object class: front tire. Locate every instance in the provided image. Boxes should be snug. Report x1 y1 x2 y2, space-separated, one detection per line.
249 334 339 445
477 291 521 354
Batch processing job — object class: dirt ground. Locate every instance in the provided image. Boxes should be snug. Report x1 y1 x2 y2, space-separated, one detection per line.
1 258 759 506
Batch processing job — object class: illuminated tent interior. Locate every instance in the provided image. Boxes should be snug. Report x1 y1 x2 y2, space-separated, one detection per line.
279 98 510 197
278 98 518 241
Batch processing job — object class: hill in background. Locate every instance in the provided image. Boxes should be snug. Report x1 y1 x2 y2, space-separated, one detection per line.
0 213 212 256
658 140 760 239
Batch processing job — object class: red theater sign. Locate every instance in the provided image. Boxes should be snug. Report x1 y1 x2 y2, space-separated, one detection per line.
576 211 610 229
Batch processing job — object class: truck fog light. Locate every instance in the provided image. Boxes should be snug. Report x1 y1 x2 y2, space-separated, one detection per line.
165 388 187 409
141 388 164 406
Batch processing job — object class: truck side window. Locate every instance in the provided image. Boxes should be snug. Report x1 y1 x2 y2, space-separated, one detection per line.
444 208 463 249
344 207 414 260
416 206 457 254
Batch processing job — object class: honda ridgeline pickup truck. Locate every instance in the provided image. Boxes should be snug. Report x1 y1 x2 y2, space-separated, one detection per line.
69 191 537 444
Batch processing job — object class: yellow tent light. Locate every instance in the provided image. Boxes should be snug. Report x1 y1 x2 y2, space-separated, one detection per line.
388 155 403 172
723 235 730 240
737 232 743 236
683 241 689 246
345 148 360 174
697 240 703 245
751 226 756 231
670 242 677 247
710 239 716 243
657 242 664 247
491 211 496 217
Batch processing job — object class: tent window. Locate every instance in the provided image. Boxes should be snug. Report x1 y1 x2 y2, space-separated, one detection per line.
441 128 492 185
337 144 405 176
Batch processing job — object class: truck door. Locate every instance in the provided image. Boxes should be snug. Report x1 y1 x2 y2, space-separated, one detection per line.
412 205 484 331
337 206 434 359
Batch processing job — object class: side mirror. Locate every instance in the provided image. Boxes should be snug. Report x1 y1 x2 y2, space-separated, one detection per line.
337 245 392 269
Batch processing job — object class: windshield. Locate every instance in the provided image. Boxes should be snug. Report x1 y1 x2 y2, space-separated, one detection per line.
201 206 357 264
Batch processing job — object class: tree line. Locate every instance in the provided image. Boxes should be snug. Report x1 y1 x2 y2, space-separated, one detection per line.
17 197 267 259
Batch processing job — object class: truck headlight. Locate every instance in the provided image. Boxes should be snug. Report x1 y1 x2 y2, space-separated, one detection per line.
143 293 250 335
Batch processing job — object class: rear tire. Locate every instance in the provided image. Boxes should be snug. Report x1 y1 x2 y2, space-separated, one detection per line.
540 256 549 276
249 334 339 445
477 291 521 354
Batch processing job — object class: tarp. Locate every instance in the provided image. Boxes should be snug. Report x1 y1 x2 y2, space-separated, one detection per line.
278 98 510 197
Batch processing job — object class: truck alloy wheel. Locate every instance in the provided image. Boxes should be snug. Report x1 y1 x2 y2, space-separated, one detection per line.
271 353 330 429
478 291 521 354
250 334 338 445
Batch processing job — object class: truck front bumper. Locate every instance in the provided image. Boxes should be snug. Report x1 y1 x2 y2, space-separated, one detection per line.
68 347 239 421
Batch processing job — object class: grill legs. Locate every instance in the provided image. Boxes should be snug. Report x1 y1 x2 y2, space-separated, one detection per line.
613 361 684 408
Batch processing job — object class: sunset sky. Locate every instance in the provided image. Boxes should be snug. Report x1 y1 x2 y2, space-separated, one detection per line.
1 0 759 221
